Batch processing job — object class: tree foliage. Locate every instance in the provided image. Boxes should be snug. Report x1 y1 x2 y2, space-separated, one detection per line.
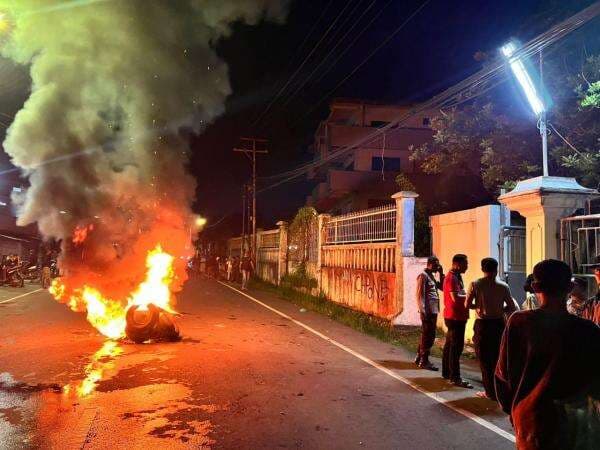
411 42 600 193
289 206 317 264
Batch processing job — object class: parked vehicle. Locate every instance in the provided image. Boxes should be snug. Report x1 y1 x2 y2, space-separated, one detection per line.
4 263 24 288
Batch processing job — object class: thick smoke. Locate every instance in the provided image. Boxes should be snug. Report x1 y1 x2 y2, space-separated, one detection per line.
0 0 288 301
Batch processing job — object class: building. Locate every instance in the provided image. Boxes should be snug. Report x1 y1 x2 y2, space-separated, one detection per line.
0 171 40 258
306 99 434 214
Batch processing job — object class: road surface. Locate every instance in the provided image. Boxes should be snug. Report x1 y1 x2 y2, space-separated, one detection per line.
0 278 515 449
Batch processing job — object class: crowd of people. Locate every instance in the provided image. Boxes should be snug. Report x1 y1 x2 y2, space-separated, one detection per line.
415 254 600 448
190 251 255 290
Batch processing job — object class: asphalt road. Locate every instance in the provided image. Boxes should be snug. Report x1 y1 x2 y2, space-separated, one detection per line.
0 278 515 449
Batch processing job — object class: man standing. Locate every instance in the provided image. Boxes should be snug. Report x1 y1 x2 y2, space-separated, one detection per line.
442 254 472 388
415 256 444 371
495 259 600 449
240 251 254 291
467 257 516 400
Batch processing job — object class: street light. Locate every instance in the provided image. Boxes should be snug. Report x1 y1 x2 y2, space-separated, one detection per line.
501 40 549 176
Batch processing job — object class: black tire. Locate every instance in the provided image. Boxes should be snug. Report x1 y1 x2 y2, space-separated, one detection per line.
125 304 159 343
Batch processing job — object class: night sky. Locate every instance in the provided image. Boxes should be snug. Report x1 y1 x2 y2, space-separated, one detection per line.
191 0 595 239
0 0 595 239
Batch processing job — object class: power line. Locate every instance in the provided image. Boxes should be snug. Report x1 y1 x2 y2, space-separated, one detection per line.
291 0 432 127
278 0 380 108
256 1 600 192
250 0 361 129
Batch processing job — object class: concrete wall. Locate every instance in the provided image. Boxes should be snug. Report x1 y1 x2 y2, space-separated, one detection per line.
320 266 396 318
429 205 508 339
393 256 428 325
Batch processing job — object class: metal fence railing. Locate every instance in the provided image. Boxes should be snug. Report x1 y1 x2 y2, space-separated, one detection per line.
325 204 396 244
258 230 280 248
561 214 600 274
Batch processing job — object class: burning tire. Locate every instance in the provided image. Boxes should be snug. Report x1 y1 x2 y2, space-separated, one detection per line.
125 304 180 343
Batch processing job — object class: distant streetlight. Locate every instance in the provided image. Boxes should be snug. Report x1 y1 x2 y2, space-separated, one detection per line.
501 40 549 176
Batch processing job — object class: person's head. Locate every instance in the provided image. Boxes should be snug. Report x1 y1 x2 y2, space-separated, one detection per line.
481 257 498 277
426 256 440 271
452 254 468 273
570 276 588 301
532 259 572 309
524 273 535 293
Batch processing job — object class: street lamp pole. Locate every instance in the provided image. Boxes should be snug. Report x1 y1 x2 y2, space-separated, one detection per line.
502 40 549 177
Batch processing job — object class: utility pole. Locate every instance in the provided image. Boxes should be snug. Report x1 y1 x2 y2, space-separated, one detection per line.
234 137 268 263
241 183 247 256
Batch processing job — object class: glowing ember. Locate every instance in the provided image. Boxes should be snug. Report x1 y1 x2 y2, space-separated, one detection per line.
50 244 177 339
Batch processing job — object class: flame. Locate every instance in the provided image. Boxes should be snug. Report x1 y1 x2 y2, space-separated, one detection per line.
50 244 177 339
72 224 94 244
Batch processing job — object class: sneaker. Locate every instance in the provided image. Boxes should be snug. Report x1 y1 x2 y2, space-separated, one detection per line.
418 362 439 371
414 354 421 366
450 379 473 389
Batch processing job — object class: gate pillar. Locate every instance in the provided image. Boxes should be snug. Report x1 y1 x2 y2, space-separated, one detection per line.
499 176 598 274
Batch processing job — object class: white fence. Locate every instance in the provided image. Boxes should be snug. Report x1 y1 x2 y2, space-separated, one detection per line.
322 243 396 273
225 191 422 325
324 204 396 244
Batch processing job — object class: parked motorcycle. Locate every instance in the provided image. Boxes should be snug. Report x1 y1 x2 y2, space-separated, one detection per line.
4 264 25 288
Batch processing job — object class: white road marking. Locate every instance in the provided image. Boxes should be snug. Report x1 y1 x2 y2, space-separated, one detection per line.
0 288 44 304
219 281 515 443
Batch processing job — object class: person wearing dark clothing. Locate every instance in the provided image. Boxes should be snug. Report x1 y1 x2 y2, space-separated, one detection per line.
240 252 254 290
495 259 600 449
467 257 516 400
415 256 444 371
442 254 472 388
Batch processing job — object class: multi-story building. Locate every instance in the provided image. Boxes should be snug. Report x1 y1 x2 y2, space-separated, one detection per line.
306 99 434 214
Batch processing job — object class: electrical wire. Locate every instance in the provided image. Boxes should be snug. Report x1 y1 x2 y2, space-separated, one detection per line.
291 0 432 127
256 1 600 193
278 0 381 109
548 122 585 156
250 0 361 129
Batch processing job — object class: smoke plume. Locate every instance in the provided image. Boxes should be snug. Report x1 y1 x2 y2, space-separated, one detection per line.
0 0 288 302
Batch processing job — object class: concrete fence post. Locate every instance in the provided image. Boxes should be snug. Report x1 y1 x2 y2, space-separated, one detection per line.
391 191 419 319
316 214 331 291
276 221 288 285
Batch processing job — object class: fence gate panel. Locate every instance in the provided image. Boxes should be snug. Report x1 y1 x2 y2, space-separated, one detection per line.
498 226 526 304
561 214 600 298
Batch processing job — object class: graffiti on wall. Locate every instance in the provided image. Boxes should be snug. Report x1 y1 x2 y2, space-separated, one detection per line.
321 267 396 318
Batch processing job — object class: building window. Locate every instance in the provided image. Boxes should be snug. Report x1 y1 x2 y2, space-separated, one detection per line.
370 120 390 128
422 117 431 126
371 157 401 171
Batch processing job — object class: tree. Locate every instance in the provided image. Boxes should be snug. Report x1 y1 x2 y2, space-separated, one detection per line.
410 102 540 194
411 42 600 193
550 54 600 188
289 206 317 264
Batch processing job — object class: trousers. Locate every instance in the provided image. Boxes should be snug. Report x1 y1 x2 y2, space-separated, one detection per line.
418 313 438 362
473 318 504 399
442 319 466 381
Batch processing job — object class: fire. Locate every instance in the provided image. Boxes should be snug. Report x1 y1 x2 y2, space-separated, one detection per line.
72 224 94 245
50 244 177 339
